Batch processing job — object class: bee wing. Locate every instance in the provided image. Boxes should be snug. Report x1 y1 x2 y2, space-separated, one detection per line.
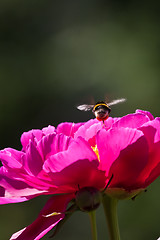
107 98 126 106
77 104 94 111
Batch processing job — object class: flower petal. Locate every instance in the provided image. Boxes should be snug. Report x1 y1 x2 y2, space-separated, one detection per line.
57 122 83 137
0 168 47 204
74 119 102 146
112 113 150 129
144 161 160 187
48 159 106 193
10 194 73 240
21 126 56 150
136 109 154 120
74 117 119 146
0 148 23 169
135 118 160 186
42 125 55 135
43 137 97 173
42 137 106 192
139 118 160 147
137 141 160 187
97 128 149 190
21 130 43 150
37 133 72 161
24 141 43 176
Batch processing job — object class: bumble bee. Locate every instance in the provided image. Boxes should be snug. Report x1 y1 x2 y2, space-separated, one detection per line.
77 98 126 122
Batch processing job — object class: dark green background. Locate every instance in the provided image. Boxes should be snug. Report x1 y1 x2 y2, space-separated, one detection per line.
0 1 160 239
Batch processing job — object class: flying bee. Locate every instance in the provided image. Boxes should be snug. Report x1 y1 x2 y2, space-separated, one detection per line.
77 98 126 122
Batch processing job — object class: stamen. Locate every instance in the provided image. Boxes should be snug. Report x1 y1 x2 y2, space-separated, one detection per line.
91 145 100 162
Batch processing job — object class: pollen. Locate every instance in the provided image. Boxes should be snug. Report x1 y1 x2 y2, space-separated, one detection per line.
91 145 100 162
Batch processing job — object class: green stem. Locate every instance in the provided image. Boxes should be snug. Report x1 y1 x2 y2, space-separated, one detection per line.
102 195 120 240
88 211 98 240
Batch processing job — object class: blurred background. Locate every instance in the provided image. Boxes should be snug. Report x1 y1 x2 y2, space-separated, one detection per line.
0 0 160 239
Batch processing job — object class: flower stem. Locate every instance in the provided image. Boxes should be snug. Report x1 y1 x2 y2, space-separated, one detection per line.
102 195 120 240
88 211 98 240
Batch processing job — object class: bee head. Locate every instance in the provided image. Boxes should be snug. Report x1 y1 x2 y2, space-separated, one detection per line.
93 102 111 121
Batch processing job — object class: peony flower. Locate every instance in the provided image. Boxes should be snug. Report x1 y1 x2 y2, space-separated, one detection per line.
57 109 160 198
0 125 107 239
0 109 160 240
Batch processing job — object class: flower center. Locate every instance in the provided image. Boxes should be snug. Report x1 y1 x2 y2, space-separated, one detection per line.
91 145 100 161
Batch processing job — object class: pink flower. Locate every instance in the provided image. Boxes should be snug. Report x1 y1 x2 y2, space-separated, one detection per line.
1 109 160 239
57 109 160 196
0 125 106 239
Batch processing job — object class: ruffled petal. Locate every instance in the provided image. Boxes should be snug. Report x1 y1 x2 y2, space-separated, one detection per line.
139 118 160 147
0 148 24 169
0 168 47 204
97 128 149 190
10 194 73 240
74 119 102 146
144 161 160 187
74 117 119 146
21 130 43 150
137 141 160 187
135 109 154 120
43 137 97 173
42 137 106 192
37 133 72 161
42 125 55 135
56 122 83 137
23 142 43 176
112 113 150 129
47 159 106 193
20 126 55 151
135 118 160 186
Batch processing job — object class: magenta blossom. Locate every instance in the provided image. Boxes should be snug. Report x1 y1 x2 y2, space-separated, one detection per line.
0 109 160 239
0 125 106 239
57 109 160 197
